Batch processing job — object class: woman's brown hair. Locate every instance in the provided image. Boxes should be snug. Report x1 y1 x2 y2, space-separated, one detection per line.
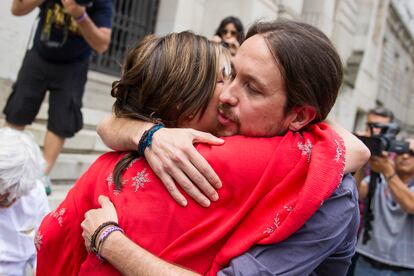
111 31 227 190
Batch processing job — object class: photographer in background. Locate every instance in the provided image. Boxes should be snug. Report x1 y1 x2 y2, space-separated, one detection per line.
354 107 394 185
354 138 414 274
211 16 244 56
348 107 396 276
2 0 112 194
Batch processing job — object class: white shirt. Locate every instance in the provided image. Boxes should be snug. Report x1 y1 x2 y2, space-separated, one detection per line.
0 181 49 274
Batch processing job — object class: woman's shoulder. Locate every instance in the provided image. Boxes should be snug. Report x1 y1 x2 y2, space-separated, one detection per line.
195 135 282 158
79 151 130 183
194 135 283 175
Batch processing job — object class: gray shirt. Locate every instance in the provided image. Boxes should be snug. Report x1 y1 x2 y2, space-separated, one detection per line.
356 175 414 269
218 174 359 276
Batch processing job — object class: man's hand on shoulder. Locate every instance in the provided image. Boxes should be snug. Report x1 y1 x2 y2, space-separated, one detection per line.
145 128 224 207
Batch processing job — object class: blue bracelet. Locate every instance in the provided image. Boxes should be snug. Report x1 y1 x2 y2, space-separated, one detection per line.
138 123 164 156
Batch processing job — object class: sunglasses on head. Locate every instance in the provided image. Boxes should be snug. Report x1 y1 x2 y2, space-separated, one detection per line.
221 29 237 36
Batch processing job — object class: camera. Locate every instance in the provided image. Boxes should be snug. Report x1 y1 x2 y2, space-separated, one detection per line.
356 122 410 156
75 0 94 7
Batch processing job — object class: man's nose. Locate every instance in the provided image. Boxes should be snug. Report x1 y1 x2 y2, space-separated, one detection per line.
219 81 238 106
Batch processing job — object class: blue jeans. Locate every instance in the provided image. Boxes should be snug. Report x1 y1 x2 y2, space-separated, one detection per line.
354 256 414 276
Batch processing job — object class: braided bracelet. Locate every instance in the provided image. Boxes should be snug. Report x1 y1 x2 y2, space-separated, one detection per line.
138 123 165 156
96 225 125 258
90 221 120 255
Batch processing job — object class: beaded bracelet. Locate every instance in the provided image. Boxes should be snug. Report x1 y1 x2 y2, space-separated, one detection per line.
138 123 165 156
96 225 124 258
90 221 120 255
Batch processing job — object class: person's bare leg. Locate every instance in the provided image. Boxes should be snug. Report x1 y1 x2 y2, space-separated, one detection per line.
4 121 25 131
43 130 65 174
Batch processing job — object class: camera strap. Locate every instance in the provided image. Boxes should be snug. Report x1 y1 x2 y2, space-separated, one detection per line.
362 171 379 244
39 0 70 48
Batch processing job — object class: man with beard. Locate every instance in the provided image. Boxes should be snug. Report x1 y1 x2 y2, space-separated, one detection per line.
82 20 368 275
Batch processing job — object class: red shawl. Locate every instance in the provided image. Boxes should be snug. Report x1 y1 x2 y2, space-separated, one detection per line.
36 123 345 275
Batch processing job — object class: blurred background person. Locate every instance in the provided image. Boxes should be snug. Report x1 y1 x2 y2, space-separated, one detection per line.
347 107 395 275
354 138 414 274
211 16 244 56
2 0 112 195
0 128 49 276
355 107 395 205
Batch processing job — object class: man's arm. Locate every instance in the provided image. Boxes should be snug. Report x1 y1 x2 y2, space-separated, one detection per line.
370 155 414 213
11 0 43 16
97 114 152 151
101 232 199 276
387 174 414 214
97 114 224 207
61 0 111 53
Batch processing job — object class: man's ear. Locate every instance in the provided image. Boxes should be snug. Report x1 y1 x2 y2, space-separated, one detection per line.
288 106 317 131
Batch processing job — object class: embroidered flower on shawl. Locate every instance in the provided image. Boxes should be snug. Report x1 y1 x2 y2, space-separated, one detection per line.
131 168 150 192
34 230 43 251
263 212 281 234
106 174 113 188
297 139 313 162
106 173 121 195
51 208 65 227
283 205 294 212
334 139 343 162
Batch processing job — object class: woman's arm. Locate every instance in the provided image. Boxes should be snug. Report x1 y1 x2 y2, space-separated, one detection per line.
325 119 371 174
97 114 224 207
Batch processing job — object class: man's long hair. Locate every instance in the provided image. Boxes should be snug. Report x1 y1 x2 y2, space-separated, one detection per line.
246 20 343 123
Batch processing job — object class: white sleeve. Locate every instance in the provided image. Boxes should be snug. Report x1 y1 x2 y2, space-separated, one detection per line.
34 180 50 227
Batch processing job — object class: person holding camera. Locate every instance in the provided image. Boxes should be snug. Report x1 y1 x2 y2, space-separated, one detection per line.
354 107 395 185
354 138 414 274
3 0 112 194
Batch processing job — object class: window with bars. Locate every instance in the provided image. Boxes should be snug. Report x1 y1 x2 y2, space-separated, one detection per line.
89 0 159 76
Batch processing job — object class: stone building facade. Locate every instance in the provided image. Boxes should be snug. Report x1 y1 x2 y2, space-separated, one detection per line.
376 0 414 135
